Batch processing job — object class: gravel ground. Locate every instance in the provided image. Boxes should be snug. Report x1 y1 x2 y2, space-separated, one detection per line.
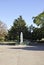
0 45 44 65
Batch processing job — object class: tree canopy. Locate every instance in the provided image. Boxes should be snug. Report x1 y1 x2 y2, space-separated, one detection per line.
32 12 44 41
8 16 28 41
0 21 7 41
33 12 44 27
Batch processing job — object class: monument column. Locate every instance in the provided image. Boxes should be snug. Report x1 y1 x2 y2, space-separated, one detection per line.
20 32 23 44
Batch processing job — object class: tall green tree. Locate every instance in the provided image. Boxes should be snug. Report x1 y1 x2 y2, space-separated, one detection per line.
8 16 28 42
32 12 44 39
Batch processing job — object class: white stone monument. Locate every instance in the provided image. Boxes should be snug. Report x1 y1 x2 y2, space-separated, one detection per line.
20 32 23 44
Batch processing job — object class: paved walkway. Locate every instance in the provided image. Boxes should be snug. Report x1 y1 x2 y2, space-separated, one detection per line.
0 45 44 65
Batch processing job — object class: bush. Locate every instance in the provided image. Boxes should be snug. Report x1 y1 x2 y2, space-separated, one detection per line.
0 37 5 41
7 42 15 45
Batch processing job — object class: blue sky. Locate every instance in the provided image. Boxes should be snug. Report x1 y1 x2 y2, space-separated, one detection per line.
0 0 44 29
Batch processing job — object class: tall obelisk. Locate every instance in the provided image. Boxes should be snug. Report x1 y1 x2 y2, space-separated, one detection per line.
20 32 23 44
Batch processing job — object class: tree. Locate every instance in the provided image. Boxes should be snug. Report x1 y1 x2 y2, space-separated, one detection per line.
8 16 28 42
32 12 44 39
28 25 35 33
33 28 42 40
0 21 7 41
32 12 44 27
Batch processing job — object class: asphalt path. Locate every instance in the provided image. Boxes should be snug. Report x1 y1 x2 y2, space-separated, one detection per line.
0 45 44 65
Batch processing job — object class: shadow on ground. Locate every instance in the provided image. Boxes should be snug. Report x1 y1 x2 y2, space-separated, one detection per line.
9 45 44 51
